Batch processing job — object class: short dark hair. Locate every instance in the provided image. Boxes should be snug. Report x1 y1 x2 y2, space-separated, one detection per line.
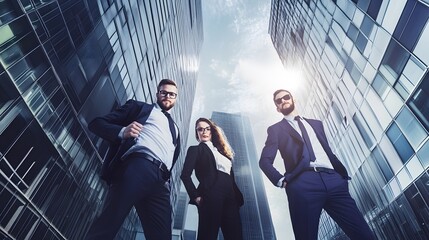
157 79 177 91
273 89 291 102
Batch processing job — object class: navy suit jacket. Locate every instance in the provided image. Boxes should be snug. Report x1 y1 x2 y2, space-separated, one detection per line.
88 99 180 184
259 117 349 185
181 142 244 206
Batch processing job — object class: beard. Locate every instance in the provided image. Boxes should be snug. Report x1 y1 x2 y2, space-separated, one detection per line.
157 99 174 111
279 101 295 115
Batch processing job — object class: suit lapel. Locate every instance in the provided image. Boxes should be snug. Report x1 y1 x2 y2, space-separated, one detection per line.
200 142 217 169
135 103 155 124
280 118 303 143
305 118 330 153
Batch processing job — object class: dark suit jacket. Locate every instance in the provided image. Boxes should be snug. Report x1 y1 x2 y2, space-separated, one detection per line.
181 142 244 206
259 117 349 185
88 99 180 184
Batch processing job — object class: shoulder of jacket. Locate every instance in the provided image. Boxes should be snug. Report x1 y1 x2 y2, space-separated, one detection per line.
189 145 199 150
126 99 152 105
187 145 200 152
269 120 284 130
305 118 322 124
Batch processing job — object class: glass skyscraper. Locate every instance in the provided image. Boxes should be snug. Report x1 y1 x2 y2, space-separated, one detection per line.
0 0 202 239
269 0 429 239
211 112 276 240
173 191 190 240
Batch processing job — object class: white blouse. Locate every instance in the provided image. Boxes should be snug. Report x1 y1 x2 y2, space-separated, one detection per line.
203 141 232 174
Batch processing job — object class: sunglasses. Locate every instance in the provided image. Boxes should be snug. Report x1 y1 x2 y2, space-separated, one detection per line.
196 127 211 133
275 94 291 104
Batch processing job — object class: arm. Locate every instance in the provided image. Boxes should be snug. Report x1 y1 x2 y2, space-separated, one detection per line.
180 146 200 204
259 126 284 186
88 100 140 142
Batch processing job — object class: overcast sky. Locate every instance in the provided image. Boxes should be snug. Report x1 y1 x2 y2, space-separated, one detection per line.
184 0 303 239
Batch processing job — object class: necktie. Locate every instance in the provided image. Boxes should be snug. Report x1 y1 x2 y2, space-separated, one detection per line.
295 116 316 162
162 110 177 145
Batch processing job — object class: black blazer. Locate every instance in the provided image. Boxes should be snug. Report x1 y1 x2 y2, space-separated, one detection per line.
88 99 180 184
181 142 244 206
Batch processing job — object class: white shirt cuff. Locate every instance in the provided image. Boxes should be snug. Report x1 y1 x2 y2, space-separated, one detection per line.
119 127 125 139
277 177 285 188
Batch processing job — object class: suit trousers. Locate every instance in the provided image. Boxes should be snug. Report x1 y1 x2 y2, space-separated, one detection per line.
286 171 375 240
197 171 243 240
85 154 171 240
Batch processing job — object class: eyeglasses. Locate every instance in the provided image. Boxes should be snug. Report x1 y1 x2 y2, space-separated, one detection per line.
275 94 291 104
196 127 211 133
158 90 177 99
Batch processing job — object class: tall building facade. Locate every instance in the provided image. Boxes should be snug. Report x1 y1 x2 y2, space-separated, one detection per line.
269 0 429 239
211 112 276 240
173 191 190 240
0 0 202 239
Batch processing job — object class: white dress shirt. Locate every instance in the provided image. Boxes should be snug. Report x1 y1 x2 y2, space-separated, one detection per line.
120 103 177 169
204 141 232 174
277 115 334 187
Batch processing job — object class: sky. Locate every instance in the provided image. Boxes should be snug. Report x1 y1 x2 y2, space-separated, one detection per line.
184 0 302 239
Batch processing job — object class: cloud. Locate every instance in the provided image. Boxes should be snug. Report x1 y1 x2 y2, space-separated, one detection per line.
223 42 298 111
204 0 243 16
204 0 268 36
209 59 231 79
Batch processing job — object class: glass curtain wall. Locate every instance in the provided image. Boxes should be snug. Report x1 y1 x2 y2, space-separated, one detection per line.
269 0 429 239
0 0 203 239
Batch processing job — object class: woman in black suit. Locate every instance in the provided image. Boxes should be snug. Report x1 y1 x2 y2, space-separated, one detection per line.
181 117 243 240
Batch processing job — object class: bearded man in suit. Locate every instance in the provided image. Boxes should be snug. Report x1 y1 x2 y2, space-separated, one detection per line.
85 79 180 240
259 89 375 240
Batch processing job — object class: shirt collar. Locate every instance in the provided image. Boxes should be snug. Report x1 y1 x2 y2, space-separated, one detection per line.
284 114 296 122
155 103 170 113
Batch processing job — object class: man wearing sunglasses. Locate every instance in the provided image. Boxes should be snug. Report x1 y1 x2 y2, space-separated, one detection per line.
85 79 180 240
259 89 375 240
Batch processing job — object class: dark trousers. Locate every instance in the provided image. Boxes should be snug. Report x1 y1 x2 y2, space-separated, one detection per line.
197 171 243 240
286 171 375 240
85 154 171 240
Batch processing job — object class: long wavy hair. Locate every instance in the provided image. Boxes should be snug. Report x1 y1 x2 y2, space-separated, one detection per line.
195 118 234 160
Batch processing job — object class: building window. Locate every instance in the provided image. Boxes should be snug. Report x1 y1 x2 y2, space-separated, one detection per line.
395 107 427 150
371 147 394 182
395 56 426 100
414 21 429 66
360 15 374 38
393 0 429 51
379 39 410 86
404 183 429 236
367 0 383 20
415 173 429 204
352 112 376 149
0 72 19 111
386 122 414 164
356 32 368 53
372 73 390 100
408 73 429 132
417 139 429 168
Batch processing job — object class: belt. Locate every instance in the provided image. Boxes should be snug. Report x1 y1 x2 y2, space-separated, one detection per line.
304 167 336 173
130 152 169 173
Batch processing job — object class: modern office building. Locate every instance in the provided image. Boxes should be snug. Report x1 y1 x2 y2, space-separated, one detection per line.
211 112 277 240
173 191 190 239
183 229 197 240
0 0 202 239
269 0 429 239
